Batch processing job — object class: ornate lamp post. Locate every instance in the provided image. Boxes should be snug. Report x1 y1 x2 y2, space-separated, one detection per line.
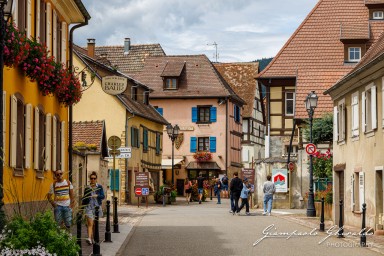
304 91 318 217
0 0 13 230
166 124 180 187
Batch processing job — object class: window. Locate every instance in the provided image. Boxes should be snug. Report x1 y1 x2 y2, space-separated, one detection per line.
143 128 148 152
373 11 384 19
351 92 359 137
131 127 139 148
192 106 216 123
348 47 361 62
234 105 241 123
10 94 25 173
165 78 177 89
155 107 163 116
143 91 149 105
362 84 377 133
337 99 346 141
285 92 295 116
198 137 209 151
156 133 161 155
131 86 137 101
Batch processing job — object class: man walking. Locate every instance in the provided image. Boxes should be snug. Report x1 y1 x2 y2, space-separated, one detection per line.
197 173 205 204
221 174 229 198
263 175 276 216
229 172 242 215
48 170 75 229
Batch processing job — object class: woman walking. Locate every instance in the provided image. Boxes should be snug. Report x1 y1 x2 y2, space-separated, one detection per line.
184 178 192 204
82 171 105 245
214 178 222 204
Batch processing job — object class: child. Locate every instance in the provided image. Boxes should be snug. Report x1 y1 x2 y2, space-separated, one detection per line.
237 178 250 215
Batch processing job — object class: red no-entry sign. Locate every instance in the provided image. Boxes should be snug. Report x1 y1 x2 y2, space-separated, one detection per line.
306 143 317 155
135 187 142 196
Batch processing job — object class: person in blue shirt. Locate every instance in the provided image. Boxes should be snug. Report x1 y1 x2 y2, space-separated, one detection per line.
237 178 250 216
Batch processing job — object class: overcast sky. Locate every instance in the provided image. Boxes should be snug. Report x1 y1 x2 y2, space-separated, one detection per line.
75 0 318 62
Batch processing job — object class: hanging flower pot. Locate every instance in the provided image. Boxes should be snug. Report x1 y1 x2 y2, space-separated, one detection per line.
193 151 213 162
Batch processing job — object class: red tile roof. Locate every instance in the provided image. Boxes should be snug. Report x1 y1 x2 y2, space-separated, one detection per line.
72 120 105 151
340 22 370 40
161 61 185 77
365 0 384 4
257 0 384 119
134 55 245 104
213 62 259 117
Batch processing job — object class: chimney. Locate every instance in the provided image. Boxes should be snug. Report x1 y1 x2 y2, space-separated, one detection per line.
124 38 130 55
87 38 95 58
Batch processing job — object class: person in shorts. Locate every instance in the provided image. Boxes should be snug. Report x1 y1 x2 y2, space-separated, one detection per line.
82 171 105 245
197 173 205 204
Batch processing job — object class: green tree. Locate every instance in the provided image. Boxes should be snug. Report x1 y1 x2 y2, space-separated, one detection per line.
303 113 333 144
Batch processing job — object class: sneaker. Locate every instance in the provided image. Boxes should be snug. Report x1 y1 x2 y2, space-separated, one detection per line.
86 238 92 245
236 212 240 216
217 202 221 204
229 210 234 213
267 212 271 216
199 200 202 204
262 212 267 215
246 212 251 216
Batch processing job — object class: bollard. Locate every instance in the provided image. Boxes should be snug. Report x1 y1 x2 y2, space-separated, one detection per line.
92 206 101 256
360 203 367 247
337 199 344 238
105 200 112 243
162 187 166 207
320 197 325 232
113 196 120 233
76 212 82 255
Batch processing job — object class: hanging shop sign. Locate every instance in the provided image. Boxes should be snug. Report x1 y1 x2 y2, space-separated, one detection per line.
101 76 127 95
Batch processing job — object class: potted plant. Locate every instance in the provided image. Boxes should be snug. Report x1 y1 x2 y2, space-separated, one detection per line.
193 151 213 162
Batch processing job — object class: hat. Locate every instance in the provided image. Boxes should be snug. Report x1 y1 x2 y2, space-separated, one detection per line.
243 178 248 182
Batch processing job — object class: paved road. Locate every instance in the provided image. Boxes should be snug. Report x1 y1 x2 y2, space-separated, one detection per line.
121 199 381 256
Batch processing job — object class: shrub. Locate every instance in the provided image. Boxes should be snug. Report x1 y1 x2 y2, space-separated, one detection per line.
0 211 79 256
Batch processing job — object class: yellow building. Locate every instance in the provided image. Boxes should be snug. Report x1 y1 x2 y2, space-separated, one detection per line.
2 0 90 216
73 43 168 204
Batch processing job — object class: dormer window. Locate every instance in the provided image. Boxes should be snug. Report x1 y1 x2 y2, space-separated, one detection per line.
143 91 149 105
348 47 361 62
165 78 177 89
131 86 137 101
373 11 384 19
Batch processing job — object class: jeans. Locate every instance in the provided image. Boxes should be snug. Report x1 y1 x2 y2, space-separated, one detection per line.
216 190 221 203
232 192 241 213
230 193 234 211
54 205 72 228
238 197 249 213
263 194 273 213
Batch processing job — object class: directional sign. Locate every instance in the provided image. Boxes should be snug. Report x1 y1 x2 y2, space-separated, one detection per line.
106 148 131 159
306 143 317 155
135 187 142 196
119 147 131 153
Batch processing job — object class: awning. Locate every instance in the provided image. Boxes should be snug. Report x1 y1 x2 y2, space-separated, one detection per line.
186 161 221 170
161 158 183 169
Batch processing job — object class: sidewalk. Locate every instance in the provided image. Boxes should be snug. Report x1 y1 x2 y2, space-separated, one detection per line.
269 209 384 255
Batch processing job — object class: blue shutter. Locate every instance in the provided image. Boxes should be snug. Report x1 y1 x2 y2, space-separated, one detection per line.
190 137 197 152
210 107 217 122
192 107 197 122
156 108 163 116
209 137 216 153
110 169 120 191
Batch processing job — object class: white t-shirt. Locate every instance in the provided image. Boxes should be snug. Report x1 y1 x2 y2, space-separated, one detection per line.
48 179 73 207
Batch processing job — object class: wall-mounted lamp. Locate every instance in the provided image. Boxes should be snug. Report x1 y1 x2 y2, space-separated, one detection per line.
218 98 226 106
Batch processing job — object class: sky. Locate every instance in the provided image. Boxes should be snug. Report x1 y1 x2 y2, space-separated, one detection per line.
75 0 318 63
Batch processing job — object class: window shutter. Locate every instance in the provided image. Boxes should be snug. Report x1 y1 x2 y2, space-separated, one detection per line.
156 133 160 154
46 3 52 56
192 107 197 122
341 103 346 140
110 169 120 191
359 172 365 211
156 108 163 116
351 93 359 136
52 116 57 171
351 174 355 211
130 127 134 147
61 22 67 63
2 91 6 166
333 106 338 142
52 11 57 59
371 85 377 130
61 121 65 171
36 0 40 42
27 0 32 38
143 129 148 151
12 0 18 27
190 137 197 153
10 95 17 168
24 104 32 169
33 107 39 169
362 92 366 133
209 136 216 153
45 113 52 170
210 107 217 122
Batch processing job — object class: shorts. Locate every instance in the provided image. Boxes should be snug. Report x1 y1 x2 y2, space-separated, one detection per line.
222 184 228 191
85 206 103 220
54 205 72 228
198 188 204 194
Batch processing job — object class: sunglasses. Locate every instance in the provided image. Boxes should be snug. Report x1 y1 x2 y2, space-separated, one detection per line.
90 177 97 180
56 173 63 177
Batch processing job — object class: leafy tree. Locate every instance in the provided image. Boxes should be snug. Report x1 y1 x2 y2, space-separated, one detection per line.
303 113 333 144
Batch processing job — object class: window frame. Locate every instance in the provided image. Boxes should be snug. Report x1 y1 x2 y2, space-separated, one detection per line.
362 83 377 133
164 78 178 90
337 98 346 142
373 11 384 19
197 106 210 123
348 47 361 62
285 91 295 116
197 137 209 151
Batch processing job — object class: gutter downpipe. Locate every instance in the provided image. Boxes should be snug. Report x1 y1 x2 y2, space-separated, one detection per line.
225 97 228 176
125 112 135 204
69 19 89 182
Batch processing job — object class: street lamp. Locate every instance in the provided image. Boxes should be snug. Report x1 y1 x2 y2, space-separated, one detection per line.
0 0 13 230
304 91 318 217
166 124 180 187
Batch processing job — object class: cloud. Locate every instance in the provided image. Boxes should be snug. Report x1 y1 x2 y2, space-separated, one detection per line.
75 0 318 62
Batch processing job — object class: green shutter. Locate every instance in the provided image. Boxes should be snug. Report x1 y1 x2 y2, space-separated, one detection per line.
110 169 120 191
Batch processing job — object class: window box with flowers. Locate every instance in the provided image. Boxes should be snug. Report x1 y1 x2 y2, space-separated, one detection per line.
193 151 213 162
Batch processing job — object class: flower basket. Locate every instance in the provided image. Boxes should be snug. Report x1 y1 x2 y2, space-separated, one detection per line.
193 151 212 162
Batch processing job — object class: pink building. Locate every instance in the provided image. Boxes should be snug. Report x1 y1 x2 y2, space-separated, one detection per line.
135 55 245 195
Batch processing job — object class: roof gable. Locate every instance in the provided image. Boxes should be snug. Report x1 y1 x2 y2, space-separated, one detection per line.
72 120 106 155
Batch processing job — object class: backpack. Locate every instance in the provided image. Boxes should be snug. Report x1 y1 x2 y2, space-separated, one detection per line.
222 176 228 185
